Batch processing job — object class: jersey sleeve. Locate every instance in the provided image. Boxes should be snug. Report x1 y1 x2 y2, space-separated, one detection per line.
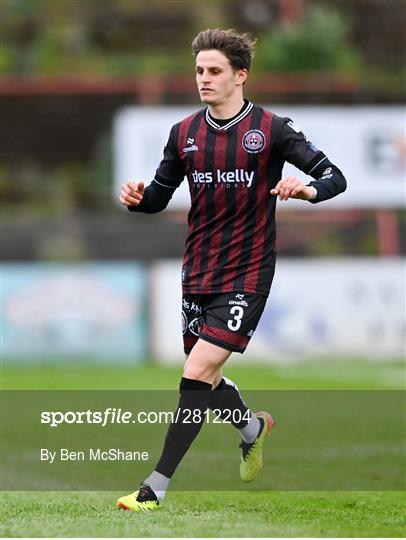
128 124 186 214
153 123 185 190
273 115 347 203
274 115 327 174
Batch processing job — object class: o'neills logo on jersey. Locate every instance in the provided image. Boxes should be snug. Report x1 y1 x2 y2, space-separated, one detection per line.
192 169 255 187
242 129 266 153
183 137 199 152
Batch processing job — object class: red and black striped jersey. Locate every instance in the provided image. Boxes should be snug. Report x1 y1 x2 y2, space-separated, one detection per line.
130 102 346 296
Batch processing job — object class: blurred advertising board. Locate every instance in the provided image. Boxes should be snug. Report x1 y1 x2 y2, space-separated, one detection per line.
150 258 405 363
1 263 147 362
114 106 405 210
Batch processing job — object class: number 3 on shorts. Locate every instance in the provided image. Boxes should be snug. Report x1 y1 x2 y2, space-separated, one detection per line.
227 306 244 331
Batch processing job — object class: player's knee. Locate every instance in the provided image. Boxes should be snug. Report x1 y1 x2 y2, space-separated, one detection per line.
183 338 230 383
183 357 221 384
183 364 213 383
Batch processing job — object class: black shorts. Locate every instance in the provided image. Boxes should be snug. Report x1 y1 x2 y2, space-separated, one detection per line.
182 292 268 354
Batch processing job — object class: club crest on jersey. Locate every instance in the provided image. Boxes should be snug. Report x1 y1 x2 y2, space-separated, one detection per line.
242 129 266 154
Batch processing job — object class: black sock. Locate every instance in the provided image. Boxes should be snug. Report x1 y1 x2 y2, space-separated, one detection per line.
155 377 212 478
208 377 250 429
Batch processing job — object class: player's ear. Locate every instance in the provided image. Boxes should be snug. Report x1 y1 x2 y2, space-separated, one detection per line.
236 68 248 86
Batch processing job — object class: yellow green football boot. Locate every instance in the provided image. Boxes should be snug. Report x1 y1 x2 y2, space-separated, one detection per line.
117 483 159 511
239 410 275 482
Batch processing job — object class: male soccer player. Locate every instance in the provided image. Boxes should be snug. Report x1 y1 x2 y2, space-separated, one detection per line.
117 28 347 511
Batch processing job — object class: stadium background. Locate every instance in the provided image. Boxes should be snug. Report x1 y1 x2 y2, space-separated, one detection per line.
1 0 405 537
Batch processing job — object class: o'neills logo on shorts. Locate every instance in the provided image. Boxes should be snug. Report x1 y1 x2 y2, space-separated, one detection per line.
192 169 255 187
229 299 248 307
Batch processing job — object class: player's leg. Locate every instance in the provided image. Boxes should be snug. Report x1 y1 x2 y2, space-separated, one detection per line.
116 292 274 511
200 292 275 482
210 376 260 441
117 295 229 511
147 339 230 488
183 337 230 383
209 376 274 482
181 312 264 450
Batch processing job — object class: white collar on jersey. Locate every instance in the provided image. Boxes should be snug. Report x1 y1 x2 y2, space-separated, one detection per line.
205 101 253 131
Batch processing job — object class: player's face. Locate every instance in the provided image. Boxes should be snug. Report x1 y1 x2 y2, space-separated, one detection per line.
195 50 247 106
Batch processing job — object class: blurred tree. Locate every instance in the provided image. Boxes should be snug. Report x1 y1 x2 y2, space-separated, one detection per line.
1 0 194 74
1 0 403 92
254 5 362 74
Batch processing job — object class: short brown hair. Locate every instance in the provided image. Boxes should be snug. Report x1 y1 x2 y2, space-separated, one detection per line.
192 28 256 71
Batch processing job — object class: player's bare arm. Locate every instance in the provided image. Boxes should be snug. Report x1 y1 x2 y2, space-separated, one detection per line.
119 180 145 206
271 177 317 201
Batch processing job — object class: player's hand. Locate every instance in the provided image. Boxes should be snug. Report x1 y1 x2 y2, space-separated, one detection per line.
270 177 316 201
119 180 145 206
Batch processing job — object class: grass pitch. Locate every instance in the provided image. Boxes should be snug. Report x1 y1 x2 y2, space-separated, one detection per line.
1 490 405 537
1 359 405 537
